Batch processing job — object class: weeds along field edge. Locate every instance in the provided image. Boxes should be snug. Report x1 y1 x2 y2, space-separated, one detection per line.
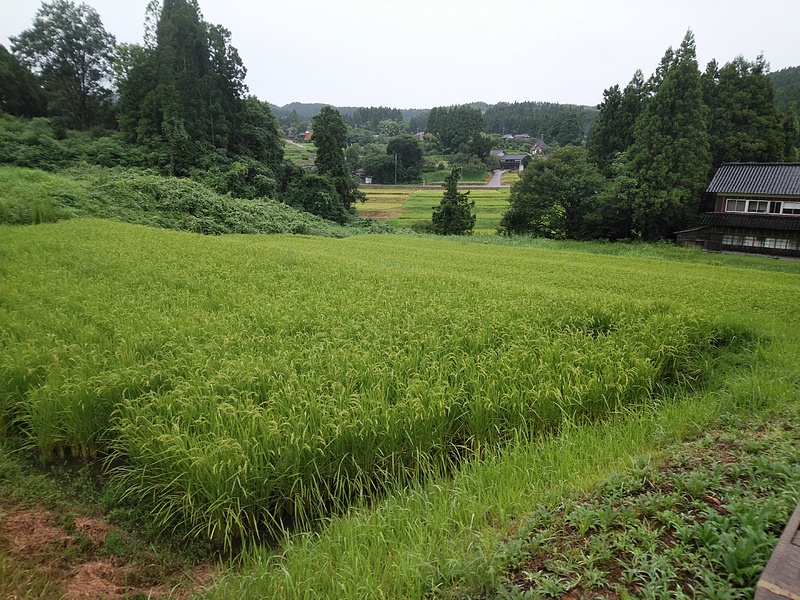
1 220 798 552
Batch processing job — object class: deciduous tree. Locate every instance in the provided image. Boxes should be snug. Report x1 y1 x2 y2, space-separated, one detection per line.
499 147 606 239
386 134 423 183
11 0 115 129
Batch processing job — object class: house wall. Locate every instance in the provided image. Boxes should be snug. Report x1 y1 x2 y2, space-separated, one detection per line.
706 226 800 257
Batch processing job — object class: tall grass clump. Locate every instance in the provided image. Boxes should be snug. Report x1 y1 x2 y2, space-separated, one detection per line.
0 220 776 552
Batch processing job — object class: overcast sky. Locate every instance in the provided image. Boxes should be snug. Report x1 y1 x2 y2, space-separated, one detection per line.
2 0 798 109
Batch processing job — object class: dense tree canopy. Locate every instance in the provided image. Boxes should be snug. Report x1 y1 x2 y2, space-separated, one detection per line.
483 101 597 147
11 0 115 129
703 55 784 168
499 147 606 239
426 104 485 154
115 0 283 193
386 134 423 183
0 45 48 118
627 31 711 240
345 106 404 132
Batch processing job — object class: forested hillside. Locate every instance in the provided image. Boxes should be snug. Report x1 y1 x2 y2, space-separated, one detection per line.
483 101 598 147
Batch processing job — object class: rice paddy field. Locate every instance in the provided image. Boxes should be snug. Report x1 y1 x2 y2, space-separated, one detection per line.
358 186 510 233
2 219 800 598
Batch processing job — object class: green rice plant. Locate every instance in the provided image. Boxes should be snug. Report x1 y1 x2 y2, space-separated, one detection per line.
1 220 797 559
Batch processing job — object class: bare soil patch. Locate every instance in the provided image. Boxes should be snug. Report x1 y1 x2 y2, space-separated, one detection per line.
0 507 214 599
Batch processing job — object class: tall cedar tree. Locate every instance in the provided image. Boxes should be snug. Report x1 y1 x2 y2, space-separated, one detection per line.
117 0 282 181
703 55 784 169
587 70 645 177
628 30 711 241
11 0 115 129
782 108 800 161
312 106 348 178
431 167 475 235
312 106 364 212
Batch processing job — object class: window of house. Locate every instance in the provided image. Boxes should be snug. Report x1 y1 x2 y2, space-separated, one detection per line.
764 238 793 250
747 201 768 213
726 199 747 212
722 234 743 246
782 202 800 215
742 236 765 247
769 202 782 214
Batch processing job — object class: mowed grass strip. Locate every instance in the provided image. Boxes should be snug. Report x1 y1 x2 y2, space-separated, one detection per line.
0 220 790 553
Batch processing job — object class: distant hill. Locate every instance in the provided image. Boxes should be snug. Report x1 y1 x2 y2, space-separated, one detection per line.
768 65 800 115
268 102 482 122
269 103 359 120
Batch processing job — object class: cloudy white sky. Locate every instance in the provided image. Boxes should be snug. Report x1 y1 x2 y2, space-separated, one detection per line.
2 0 798 109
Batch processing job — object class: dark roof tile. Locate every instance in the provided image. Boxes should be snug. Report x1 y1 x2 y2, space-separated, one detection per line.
707 163 800 196
702 212 800 232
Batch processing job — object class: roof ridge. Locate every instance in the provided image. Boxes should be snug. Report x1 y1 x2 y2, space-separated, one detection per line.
719 162 800 166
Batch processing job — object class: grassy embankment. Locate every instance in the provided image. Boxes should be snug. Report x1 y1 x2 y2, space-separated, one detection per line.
0 216 798 598
0 164 390 236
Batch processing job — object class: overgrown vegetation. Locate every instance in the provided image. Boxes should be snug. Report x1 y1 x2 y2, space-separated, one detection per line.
0 165 392 236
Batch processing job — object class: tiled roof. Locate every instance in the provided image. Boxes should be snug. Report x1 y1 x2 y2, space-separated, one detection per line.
707 163 800 196
702 212 800 232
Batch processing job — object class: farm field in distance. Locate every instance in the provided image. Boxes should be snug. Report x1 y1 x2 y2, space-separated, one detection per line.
358 185 510 233
1 219 799 599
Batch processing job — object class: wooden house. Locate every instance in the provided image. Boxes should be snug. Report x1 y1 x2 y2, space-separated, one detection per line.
498 152 528 172
676 163 800 257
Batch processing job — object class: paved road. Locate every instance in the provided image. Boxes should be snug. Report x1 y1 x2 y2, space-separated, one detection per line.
486 169 505 188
